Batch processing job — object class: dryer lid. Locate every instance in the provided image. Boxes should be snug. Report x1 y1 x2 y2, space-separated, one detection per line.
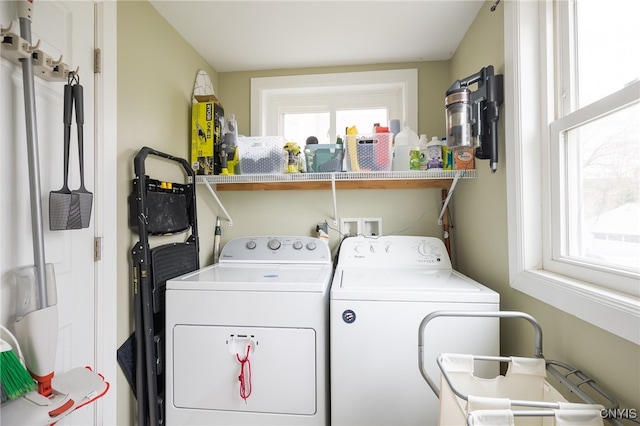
330 268 499 302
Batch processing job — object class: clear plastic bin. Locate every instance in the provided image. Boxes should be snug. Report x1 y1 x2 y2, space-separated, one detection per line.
237 136 286 174
344 133 392 172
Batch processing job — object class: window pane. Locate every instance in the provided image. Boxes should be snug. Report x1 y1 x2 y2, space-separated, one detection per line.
564 102 640 271
336 108 388 137
576 0 640 107
283 112 330 145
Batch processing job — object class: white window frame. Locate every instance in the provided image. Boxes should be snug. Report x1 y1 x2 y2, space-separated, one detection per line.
250 69 418 139
504 0 640 344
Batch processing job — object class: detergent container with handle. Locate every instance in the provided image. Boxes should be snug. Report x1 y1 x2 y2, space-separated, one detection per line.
392 126 419 171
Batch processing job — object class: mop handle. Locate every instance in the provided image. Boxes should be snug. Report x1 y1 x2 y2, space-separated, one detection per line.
19 1 48 310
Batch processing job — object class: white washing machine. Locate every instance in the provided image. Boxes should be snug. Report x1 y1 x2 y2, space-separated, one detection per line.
330 235 500 426
165 236 332 425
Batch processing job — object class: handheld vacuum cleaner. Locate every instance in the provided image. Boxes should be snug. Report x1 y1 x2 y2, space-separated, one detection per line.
445 65 504 173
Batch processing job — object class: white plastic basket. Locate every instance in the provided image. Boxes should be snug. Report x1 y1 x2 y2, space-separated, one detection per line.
237 136 286 174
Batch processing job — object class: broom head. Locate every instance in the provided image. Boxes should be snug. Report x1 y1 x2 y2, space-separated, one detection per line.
0 338 36 403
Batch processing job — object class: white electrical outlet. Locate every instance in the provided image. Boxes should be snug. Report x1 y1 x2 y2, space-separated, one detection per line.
340 217 382 237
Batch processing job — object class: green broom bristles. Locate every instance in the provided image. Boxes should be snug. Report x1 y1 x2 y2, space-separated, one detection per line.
0 339 36 403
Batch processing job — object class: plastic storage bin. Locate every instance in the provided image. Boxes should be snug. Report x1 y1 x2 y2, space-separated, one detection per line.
344 133 392 172
237 136 286 174
304 144 344 172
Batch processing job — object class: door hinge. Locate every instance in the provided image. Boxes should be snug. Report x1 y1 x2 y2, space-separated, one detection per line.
94 48 102 74
94 236 102 261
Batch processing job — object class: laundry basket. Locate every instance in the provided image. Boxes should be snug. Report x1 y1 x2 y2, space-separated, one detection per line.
437 353 603 426
418 311 629 426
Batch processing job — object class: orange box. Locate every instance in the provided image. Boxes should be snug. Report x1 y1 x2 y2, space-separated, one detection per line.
454 147 475 170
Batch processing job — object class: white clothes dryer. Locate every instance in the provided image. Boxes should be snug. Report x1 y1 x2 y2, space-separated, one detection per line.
330 235 500 426
165 236 332 425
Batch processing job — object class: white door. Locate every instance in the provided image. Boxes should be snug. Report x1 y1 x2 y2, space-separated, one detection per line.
1 1 101 424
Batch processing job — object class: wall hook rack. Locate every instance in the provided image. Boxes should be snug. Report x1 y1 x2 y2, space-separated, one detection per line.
0 21 12 34
1 27 75 82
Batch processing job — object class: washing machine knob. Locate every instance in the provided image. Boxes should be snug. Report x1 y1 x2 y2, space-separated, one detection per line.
417 242 431 256
293 241 303 250
246 240 257 250
268 239 282 250
306 241 317 250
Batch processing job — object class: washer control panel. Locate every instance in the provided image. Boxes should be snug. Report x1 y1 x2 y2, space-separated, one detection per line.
221 236 330 263
337 235 452 269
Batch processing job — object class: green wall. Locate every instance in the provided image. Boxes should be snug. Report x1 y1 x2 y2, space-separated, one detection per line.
115 1 639 423
209 62 452 256
449 0 639 411
116 1 217 424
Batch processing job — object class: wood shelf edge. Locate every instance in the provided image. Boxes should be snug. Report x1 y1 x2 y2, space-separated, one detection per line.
214 179 453 191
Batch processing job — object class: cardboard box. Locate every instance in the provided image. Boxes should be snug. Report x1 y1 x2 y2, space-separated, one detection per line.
454 146 475 170
191 94 224 175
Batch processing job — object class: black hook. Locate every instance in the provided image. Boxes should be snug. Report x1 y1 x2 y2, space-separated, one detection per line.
67 71 80 85
491 0 501 12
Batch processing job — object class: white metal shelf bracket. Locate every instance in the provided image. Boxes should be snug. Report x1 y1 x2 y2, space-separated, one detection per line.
202 179 233 226
196 170 476 228
438 171 462 225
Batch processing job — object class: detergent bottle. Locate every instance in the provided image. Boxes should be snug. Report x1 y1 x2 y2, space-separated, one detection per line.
416 134 429 170
426 136 444 171
392 126 419 171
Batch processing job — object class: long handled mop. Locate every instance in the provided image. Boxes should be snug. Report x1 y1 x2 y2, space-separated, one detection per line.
13 0 59 397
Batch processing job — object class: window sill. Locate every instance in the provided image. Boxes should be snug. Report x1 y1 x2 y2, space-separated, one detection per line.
511 269 640 344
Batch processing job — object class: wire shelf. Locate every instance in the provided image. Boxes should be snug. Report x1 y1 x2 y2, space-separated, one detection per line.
195 170 477 185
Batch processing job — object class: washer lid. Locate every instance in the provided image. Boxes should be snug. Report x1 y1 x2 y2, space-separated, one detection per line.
166 262 333 292
330 268 499 302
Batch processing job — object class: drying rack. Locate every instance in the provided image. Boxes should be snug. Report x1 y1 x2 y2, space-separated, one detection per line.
418 311 638 426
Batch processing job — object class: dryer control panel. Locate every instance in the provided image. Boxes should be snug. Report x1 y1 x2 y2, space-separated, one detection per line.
336 235 452 269
220 236 331 263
